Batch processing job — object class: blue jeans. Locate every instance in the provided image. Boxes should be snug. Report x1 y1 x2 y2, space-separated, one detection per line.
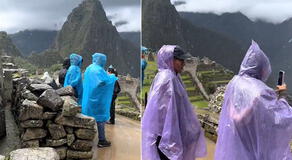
97 122 106 141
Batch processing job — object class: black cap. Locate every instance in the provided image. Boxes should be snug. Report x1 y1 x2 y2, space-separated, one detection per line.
173 46 192 60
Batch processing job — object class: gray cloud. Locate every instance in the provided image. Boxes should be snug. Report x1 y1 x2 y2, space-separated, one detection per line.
171 0 292 23
0 0 140 33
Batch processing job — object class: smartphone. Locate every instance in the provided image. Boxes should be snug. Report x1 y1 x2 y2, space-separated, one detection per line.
277 70 285 86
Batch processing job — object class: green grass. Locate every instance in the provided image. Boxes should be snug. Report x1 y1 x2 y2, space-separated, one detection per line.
117 96 131 101
209 80 230 84
189 96 204 102
192 100 209 109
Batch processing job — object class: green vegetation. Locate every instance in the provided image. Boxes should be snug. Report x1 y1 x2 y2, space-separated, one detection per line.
117 93 135 107
197 63 233 94
14 56 38 75
141 59 157 104
47 63 62 74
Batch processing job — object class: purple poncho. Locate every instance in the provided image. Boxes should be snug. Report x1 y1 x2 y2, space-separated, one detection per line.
215 41 292 160
142 45 206 160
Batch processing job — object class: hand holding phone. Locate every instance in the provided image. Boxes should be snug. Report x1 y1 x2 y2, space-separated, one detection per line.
276 70 287 92
277 70 285 86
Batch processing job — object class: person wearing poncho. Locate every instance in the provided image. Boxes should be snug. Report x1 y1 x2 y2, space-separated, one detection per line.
215 40 292 160
82 53 118 148
141 54 147 85
142 45 207 160
64 53 83 105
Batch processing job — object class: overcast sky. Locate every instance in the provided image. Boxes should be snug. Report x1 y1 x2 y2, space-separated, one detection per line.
0 0 140 34
171 0 292 23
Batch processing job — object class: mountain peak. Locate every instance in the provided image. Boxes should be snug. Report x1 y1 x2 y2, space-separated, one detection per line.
52 0 139 76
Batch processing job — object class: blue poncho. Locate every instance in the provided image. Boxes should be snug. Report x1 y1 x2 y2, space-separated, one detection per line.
82 53 118 122
141 59 147 85
64 53 83 105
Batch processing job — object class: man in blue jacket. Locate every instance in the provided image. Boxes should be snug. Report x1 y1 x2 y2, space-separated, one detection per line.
82 53 118 147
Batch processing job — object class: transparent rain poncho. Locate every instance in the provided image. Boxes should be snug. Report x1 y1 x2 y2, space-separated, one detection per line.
81 53 118 122
64 53 83 105
142 45 207 160
215 41 292 160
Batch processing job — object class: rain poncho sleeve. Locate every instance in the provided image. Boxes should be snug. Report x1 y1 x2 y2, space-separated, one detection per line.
142 45 206 160
215 41 292 160
64 53 83 105
82 53 118 122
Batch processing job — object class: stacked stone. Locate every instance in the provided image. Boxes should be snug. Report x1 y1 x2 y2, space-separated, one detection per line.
208 85 226 113
12 78 97 160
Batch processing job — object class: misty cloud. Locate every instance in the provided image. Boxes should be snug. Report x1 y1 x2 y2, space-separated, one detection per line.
171 0 292 23
0 0 140 33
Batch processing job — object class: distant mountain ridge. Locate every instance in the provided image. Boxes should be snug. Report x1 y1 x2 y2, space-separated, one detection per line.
179 11 292 88
9 30 57 57
142 0 245 71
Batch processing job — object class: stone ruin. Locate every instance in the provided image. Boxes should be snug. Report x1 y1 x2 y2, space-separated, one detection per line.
208 85 226 113
10 77 97 160
118 75 140 109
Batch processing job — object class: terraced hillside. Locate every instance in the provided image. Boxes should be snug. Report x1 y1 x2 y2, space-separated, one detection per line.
116 92 140 121
197 60 234 94
181 71 208 109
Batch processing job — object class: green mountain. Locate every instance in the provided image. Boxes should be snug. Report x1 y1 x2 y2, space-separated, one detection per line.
9 30 57 57
0 31 22 57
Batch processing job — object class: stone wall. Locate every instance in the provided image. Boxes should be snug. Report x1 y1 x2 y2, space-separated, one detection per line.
11 77 97 160
208 86 226 113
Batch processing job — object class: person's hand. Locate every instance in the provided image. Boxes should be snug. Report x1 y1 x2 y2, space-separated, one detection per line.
276 84 287 92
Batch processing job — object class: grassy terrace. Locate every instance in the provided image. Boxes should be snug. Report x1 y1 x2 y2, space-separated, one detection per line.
197 63 233 94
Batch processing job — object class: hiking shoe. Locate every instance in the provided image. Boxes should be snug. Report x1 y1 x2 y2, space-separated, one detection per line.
98 140 111 148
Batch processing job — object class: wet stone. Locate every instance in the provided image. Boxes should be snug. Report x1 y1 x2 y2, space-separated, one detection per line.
22 90 38 101
29 78 44 84
48 124 66 140
61 96 81 117
56 86 75 96
37 89 64 111
20 120 43 128
67 134 75 146
75 129 96 140
21 140 39 148
28 84 52 96
55 114 96 129
19 100 43 121
55 146 67 160
67 150 93 159
70 139 93 151
65 127 74 134
22 128 47 141
9 147 60 160
46 139 67 147
43 112 57 120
